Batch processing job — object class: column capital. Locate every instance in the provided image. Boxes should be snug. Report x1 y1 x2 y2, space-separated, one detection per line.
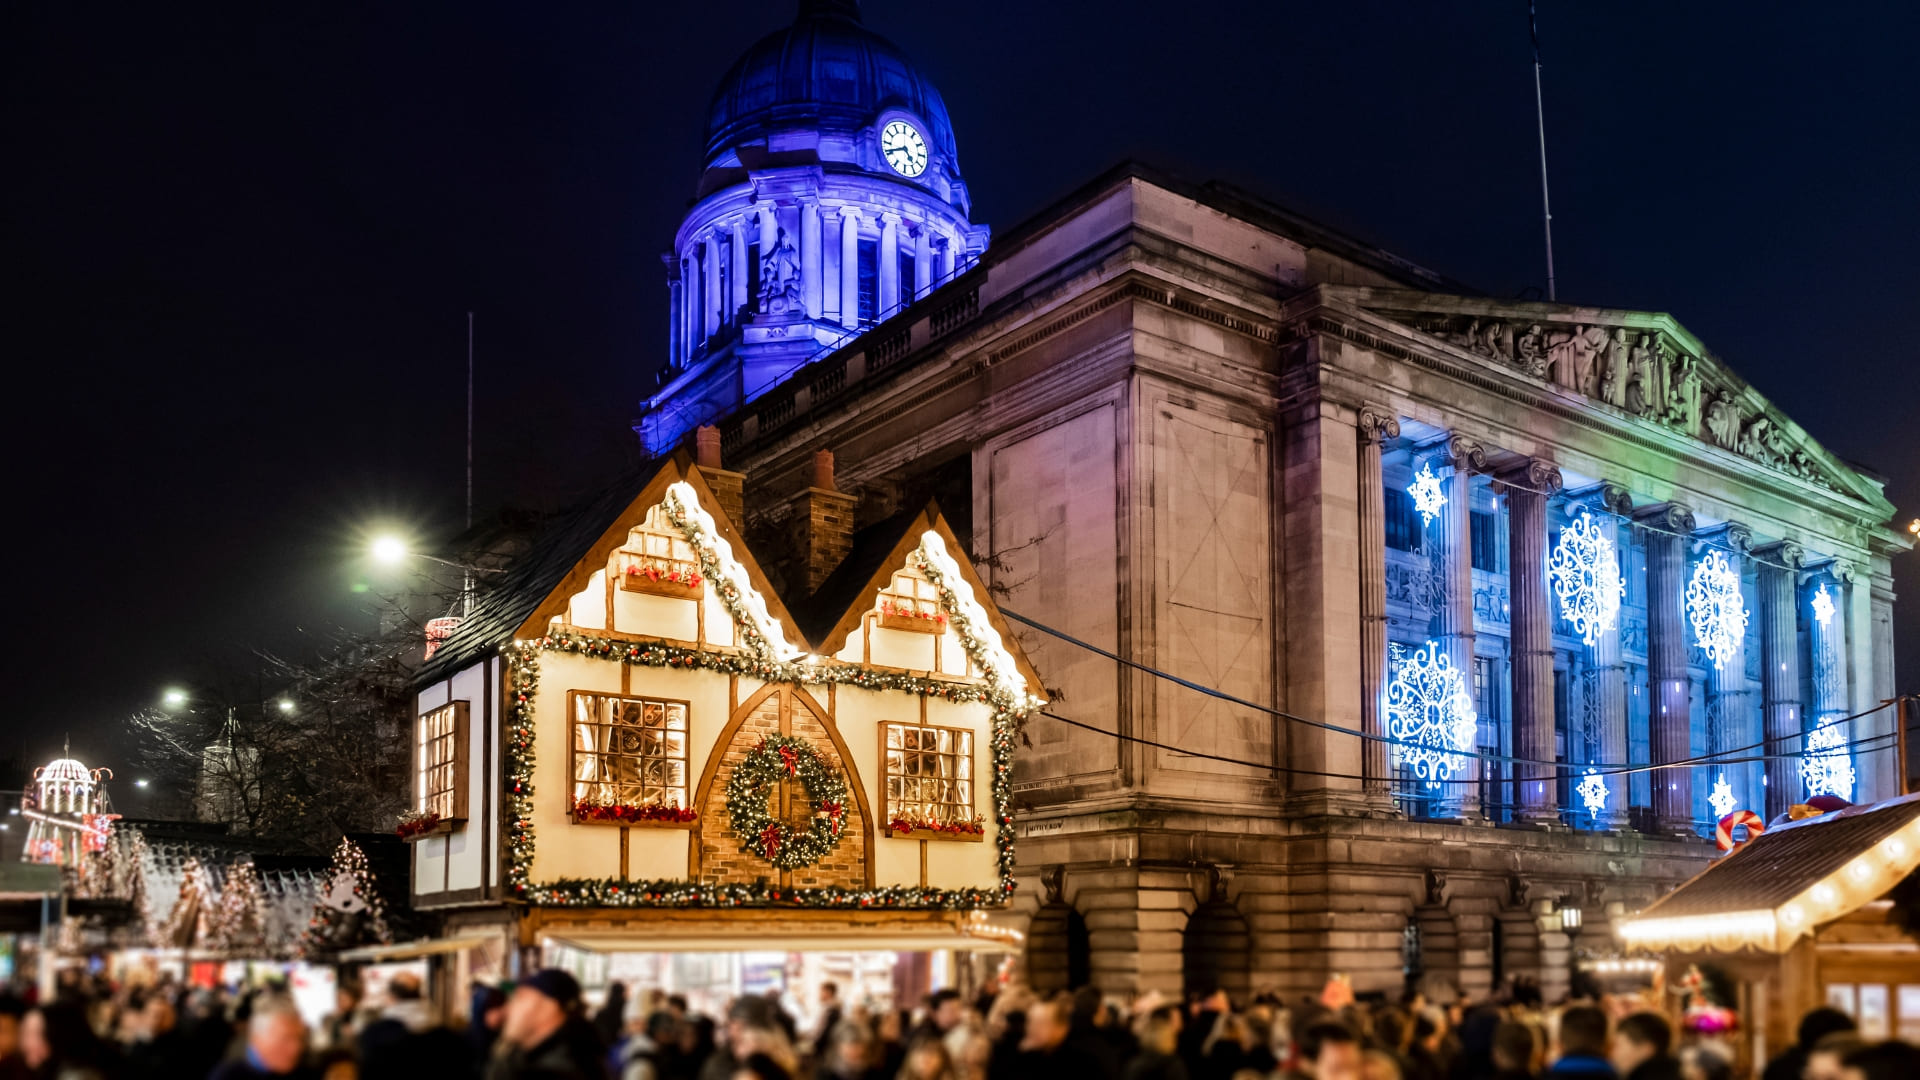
1802 557 1855 586
1633 500 1696 535
837 205 861 221
1751 539 1804 569
660 252 681 280
1563 481 1632 518
1695 521 1753 554
1493 457 1563 497
1356 405 1400 445
879 211 902 226
1415 433 1487 474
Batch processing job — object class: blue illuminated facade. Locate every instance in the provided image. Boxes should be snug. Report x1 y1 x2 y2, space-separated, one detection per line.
637 0 988 455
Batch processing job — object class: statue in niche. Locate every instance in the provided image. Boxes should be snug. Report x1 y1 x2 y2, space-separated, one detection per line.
1665 354 1703 432
756 226 803 316
1625 334 1656 415
1516 324 1547 376
1601 327 1631 406
1704 391 1742 449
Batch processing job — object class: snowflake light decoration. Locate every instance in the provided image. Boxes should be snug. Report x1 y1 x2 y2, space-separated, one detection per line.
1385 641 1477 788
1577 768 1608 817
1801 720 1856 800
1406 462 1446 528
1810 581 1835 627
1548 511 1624 646
1685 550 1749 671
1707 773 1737 819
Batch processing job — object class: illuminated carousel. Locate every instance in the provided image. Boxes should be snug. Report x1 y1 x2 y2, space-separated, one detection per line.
20 749 116 868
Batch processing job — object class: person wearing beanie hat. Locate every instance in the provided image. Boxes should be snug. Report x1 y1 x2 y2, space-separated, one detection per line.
485 968 608 1079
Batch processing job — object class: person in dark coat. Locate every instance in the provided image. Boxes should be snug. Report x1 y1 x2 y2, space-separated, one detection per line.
485 969 609 1080
1009 995 1116 1080
1545 1006 1615 1080
1760 1008 1855 1080
1123 1007 1188 1080
1609 1015 1679 1080
593 983 629 1051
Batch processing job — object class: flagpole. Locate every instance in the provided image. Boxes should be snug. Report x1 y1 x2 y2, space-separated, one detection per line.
1530 0 1557 301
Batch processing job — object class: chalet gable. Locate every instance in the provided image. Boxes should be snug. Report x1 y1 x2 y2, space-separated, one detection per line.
1334 287 1892 515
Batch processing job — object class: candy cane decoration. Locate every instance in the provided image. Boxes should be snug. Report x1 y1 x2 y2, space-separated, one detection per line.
1715 809 1765 853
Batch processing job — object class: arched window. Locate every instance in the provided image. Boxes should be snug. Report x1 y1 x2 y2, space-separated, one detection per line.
1182 900 1251 1003
1026 903 1091 991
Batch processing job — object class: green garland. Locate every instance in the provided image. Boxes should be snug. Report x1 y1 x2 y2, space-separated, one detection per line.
725 733 849 870
499 508 1034 910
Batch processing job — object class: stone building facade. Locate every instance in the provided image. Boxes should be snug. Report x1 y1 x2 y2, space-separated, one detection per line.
640 3 1908 1000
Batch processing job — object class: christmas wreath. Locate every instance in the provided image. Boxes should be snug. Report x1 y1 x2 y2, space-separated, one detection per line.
725 734 848 870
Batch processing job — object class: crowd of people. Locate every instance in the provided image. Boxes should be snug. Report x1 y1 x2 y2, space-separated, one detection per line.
0 967 1912 1080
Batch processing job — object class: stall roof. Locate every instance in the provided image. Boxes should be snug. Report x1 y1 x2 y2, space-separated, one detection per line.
338 933 497 963
542 930 1019 955
1619 792 1920 954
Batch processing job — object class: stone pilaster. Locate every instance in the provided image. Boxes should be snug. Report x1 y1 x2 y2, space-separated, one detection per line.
1357 407 1400 802
1564 484 1633 827
914 225 932 301
801 200 823 321
1637 502 1696 832
1498 459 1564 823
664 255 684 370
729 220 749 324
838 207 860 329
1753 541 1804 819
1427 436 1486 817
703 231 722 338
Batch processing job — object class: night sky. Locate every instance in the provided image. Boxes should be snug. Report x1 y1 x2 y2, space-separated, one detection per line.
6 3 1916 778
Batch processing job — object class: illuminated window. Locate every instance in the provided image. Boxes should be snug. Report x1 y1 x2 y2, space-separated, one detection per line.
569 694 690 812
416 702 469 822
898 248 917 303
857 238 878 324
882 722 974 827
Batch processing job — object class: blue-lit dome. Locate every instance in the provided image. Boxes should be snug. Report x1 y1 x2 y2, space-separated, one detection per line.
705 0 961 176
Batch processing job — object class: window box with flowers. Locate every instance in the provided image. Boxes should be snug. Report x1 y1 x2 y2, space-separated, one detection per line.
877 591 946 633
408 701 469 841
567 692 695 828
614 525 704 599
880 721 981 841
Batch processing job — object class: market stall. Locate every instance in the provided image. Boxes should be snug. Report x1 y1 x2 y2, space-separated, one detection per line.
1618 792 1920 1068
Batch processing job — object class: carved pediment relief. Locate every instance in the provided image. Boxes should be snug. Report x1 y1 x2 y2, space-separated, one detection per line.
1355 297 1862 499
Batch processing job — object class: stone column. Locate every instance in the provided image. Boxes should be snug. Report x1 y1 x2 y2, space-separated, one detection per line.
1636 502 1697 832
915 225 933 300
1565 484 1633 827
940 233 956 283
703 232 721 339
729 220 749 325
801 201 823 319
1428 436 1486 817
1499 458 1564 823
665 259 684 370
879 213 900 316
1753 541 1803 819
1806 559 1853 799
1357 407 1400 802
838 207 860 329
1697 524 1755 814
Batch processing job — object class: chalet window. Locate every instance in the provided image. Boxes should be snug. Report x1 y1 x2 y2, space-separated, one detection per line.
1384 488 1423 553
882 722 974 828
569 693 689 813
416 702 469 822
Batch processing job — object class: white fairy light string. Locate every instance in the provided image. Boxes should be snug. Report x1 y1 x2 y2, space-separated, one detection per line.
1407 462 1446 528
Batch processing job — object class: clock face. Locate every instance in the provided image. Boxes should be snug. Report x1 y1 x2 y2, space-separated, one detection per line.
879 120 929 178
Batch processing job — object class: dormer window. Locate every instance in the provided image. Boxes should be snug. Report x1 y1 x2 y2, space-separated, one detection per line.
615 505 705 598
876 567 945 633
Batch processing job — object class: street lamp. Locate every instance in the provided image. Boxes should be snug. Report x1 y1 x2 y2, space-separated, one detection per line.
276 699 295 714
134 779 149 789
1559 902 1583 933
371 535 408 565
162 688 188 708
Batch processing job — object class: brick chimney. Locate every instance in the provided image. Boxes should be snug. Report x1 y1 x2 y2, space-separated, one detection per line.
799 449 857 593
692 425 745 526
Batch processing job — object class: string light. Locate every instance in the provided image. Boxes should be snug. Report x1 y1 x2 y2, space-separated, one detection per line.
1577 768 1608 816
1549 510 1623 645
1802 721 1856 800
1811 581 1835 627
1708 773 1737 819
1384 642 1477 787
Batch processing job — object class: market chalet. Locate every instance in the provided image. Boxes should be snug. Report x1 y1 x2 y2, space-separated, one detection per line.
405 450 1043 956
